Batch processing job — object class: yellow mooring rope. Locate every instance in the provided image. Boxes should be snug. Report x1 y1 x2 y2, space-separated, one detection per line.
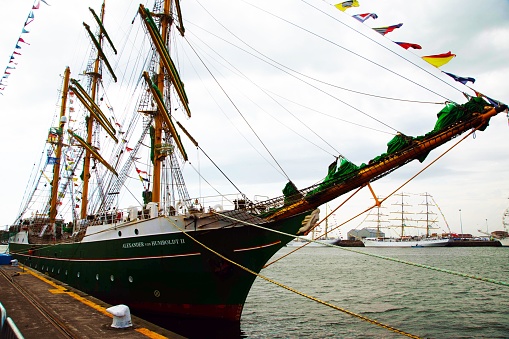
165 217 422 338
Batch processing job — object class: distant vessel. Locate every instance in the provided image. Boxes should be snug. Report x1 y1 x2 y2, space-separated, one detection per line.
362 193 451 248
363 237 450 248
478 207 509 246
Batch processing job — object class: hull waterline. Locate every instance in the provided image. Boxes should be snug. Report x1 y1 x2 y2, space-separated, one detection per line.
9 213 308 322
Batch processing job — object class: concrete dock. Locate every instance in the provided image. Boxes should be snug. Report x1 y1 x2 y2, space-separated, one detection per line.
0 264 185 339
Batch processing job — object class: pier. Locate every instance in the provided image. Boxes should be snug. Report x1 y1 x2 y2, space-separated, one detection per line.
0 264 185 339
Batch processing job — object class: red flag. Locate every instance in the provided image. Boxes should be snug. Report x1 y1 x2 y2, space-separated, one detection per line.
18 37 30 45
395 42 422 50
126 146 133 151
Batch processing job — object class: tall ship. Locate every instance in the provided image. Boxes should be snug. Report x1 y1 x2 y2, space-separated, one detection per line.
7 0 507 324
362 192 451 247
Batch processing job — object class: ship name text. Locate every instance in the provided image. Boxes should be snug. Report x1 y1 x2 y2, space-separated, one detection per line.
122 238 185 249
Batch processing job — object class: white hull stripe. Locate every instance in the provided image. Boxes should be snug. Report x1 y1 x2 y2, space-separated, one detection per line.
14 252 201 262
13 241 281 262
233 240 281 252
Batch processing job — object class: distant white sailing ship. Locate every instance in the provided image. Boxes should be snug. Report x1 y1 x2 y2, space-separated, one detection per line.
362 192 451 248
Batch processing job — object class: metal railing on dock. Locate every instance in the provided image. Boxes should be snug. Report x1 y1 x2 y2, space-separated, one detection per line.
0 302 24 339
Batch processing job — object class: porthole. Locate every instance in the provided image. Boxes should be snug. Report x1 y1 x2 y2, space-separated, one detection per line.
110 275 115 282
58 268 60 274
52 268 54 273
42 265 45 270
96 274 99 280
65 270 68 275
128 276 133 283
134 229 139 235
118 231 122 237
154 290 160 297
77 272 80 278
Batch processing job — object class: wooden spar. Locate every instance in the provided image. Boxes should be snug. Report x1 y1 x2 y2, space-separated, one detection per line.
138 4 191 117
142 71 187 160
48 66 71 231
151 1 172 206
174 0 185 36
69 79 118 142
83 22 117 83
81 2 106 220
69 131 118 176
89 7 117 54
265 105 508 222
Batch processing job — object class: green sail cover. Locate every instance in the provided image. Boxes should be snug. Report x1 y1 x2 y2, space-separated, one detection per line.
283 181 299 198
433 97 489 131
386 134 412 154
284 97 492 203
283 181 301 204
333 158 359 180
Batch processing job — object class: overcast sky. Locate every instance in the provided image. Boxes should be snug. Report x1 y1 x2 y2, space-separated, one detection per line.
0 0 508 236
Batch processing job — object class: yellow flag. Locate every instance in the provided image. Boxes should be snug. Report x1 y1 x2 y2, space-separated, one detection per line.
335 0 359 12
422 51 456 68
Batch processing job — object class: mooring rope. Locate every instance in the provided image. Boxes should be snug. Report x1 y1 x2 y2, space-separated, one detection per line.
165 216 422 338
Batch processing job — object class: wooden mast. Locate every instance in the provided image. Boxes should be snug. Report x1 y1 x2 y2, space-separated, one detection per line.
152 0 172 206
49 66 71 233
81 2 106 220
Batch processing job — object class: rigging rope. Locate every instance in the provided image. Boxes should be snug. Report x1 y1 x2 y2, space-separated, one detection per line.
184 36 292 182
188 3 400 135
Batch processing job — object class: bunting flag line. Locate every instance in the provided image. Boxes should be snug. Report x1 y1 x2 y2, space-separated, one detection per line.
2 0 50 95
334 0 359 12
421 51 456 68
443 72 475 85
372 23 403 35
395 42 422 50
352 12 377 23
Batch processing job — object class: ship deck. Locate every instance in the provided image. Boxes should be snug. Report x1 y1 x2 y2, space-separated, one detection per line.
0 264 185 339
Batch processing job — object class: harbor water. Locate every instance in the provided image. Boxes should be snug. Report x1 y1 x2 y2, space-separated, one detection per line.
238 246 509 339
2 244 508 338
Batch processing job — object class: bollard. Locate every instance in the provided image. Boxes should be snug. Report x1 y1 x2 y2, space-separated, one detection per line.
106 304 132 328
